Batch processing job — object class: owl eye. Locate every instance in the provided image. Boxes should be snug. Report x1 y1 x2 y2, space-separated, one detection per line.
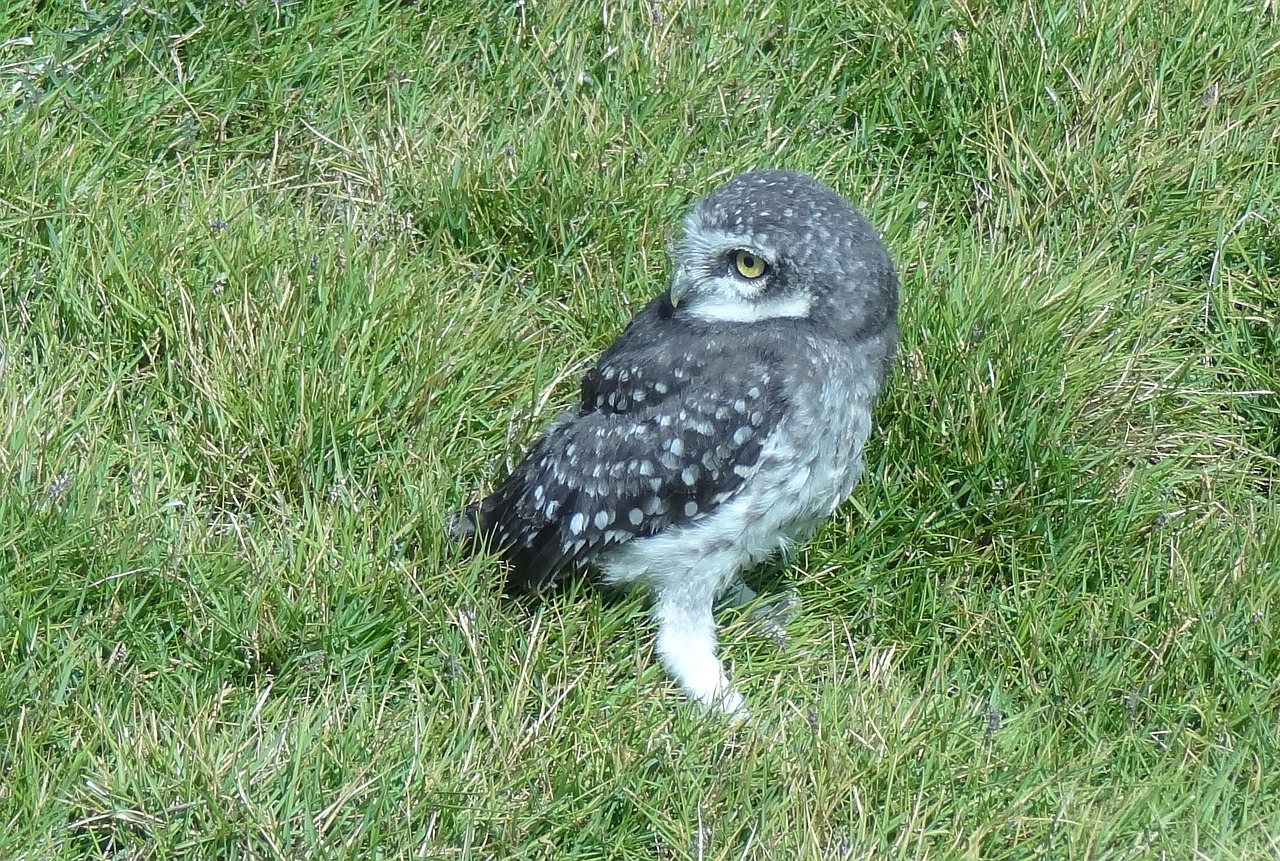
732 250 767 279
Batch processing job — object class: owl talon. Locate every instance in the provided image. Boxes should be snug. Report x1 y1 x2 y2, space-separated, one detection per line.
719 690 750 724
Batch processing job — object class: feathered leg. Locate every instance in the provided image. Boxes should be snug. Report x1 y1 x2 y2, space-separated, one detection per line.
651 579 746 719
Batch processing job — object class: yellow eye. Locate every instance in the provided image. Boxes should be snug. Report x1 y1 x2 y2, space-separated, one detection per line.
733 250 767 279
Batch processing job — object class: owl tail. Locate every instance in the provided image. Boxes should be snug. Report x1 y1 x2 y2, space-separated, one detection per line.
446 497 508 562
447 491 568 595
446 503 480 541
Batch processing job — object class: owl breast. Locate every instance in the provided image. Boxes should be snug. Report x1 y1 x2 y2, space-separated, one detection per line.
752 338 879 542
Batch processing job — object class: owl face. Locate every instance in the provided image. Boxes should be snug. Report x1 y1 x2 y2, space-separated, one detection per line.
669 218 804 323
668 170 894 339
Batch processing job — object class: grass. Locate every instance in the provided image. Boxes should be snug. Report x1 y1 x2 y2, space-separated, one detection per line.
1 0 1278 857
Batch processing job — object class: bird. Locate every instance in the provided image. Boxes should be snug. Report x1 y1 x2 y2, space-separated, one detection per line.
453 170 899 718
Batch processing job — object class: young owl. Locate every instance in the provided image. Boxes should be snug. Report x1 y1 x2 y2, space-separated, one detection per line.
455 170 899 718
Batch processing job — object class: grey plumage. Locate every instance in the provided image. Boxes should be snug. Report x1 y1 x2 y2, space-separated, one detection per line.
457 170 898 717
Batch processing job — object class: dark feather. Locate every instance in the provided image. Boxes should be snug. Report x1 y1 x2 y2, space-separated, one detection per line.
464 300 791 593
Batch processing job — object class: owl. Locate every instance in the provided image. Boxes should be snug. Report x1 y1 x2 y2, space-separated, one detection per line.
455 170 899 718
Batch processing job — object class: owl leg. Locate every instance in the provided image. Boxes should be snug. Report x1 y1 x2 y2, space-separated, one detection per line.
652 586 746 719
717 577 757 608
717 577 800 647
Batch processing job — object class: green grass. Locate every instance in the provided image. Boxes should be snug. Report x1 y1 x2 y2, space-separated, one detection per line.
1 0 1278 857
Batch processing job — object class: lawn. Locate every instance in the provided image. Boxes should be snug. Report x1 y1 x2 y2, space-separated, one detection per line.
1 0 1278 857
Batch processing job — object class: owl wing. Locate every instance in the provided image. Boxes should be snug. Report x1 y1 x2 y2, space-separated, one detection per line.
468 339 786 593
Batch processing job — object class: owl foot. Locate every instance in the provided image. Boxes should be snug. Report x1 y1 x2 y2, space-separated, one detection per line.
718 579 800 647
745 590 801 648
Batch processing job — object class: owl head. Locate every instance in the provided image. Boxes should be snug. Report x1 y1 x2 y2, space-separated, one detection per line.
669 170 898 342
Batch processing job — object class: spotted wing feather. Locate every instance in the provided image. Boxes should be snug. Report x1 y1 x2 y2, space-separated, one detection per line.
469 345 784 593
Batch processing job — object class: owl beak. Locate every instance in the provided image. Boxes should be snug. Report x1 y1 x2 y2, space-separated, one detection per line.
668 269 692 308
